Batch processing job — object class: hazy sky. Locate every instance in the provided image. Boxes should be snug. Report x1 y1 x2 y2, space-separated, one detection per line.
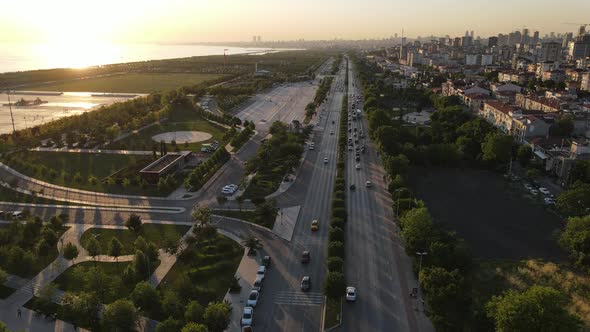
1 0 589 43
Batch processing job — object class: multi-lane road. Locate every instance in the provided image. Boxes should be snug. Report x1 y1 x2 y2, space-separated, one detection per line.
241 60 347 331
341 59 434 332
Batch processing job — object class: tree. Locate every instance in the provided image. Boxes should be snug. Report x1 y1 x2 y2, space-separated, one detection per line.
0 322 9 332
328 241 345 258
242 236 262 255
108 238 123 262
162 291 184 319
131 281 161 315
400 207 435 254
103 299 139 331
181 323 208 332
323 271 346 299
192 206 212 228
61 292 101 328
481 132 513 165
556 183 590 217
516 145 533 167
203 301 232 332
185 300 205 323
156 317 184 332
86 237 101 262
254 199 278 228
559 215 590 266
329 227 344 242
125 213 143 233
486 286 581 332
36 283 57 312
63 242 79 261
420 267 470 330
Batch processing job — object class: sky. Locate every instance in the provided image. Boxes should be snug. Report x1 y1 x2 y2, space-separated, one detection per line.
1 0 589 43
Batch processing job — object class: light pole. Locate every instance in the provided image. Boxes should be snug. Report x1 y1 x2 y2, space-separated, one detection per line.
416 251 428 311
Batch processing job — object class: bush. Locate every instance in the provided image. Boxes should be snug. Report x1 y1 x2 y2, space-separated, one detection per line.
328 241 344 258
329 227 344 242
332 207 347 221
323 271 346 299
332 198 345 210
331 217 345 229
327 256 344 272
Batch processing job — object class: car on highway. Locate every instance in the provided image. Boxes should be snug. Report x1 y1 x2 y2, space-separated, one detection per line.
355 164 361 170
308 143 315 150
241 307 254 326
346 286 357 302
247 290 260 307
301 251 311 264
221 184 238 195
301 276 311 291
262 255 271 267
330 130 334 135
350 184 356 191
332 120 335 124
323 157 329 164
365 181 372 188
355 156 361 162
348 146 353 151
256 266 266 280
539 187 551 195
253 276 263 292
311 219 319 231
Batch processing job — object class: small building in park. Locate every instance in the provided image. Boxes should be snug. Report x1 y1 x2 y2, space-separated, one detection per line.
140 152 190 184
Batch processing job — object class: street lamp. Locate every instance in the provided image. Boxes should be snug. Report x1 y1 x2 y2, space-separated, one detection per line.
416 251 428 312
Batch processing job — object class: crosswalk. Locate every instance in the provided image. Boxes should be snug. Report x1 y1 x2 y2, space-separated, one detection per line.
292 237 327 247
274 291 324 306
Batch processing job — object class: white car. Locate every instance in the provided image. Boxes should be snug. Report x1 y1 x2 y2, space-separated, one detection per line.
247 290 260 307
544 197 556 205
523 184 533 190
241 307 254 326
530 189 539 195
539 187 551 195
365 181 372 188
330 130 334 135
324 157 329 164
346 286 357 302
256 265 266 280
253 276 263 292
309 144 315 150
355 164 361 170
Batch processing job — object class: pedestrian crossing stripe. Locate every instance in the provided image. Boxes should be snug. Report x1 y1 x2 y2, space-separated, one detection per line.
274 291 324 306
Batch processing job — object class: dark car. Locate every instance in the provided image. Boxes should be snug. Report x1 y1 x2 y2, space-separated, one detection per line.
355 156 360 162
263 256 271 267
301 251 311 264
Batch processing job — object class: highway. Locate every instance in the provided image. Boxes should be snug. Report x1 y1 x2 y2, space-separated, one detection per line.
341 59 434 332
241 60 346 331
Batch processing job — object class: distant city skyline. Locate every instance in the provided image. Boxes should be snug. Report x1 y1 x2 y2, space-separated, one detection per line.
0 0 588 43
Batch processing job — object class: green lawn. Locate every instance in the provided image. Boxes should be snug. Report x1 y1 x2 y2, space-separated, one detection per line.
79 224 191 255
111 121 226 152
0 284 16 299
1 151 163 195
26 73 228 93
158 233 242 307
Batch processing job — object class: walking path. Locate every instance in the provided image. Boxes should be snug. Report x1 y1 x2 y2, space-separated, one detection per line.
272 205 300 241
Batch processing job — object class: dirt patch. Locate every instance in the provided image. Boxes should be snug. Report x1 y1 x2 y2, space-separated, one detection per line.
406 167 566 261
152 131 212 143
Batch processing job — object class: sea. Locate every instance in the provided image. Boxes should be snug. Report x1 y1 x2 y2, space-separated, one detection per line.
0 42 287 74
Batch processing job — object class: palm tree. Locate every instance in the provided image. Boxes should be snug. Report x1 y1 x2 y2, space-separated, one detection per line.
242 236 262 256
192 206 212 228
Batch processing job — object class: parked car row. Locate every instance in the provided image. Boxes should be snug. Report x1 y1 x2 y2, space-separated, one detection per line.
221 184 239 195
241 256 271 328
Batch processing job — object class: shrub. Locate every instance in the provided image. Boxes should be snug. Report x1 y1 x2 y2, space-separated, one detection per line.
327 256 344 272
328 241 344 258
323 271 346 299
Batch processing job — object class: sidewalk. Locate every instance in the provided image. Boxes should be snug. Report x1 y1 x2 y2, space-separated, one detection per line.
272 205 301 241
29 147 154 155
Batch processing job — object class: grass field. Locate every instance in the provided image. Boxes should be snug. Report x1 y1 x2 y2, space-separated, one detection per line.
406 167 565 261
79 224 191 255
158 233 242 307
324 297 342 329
213 209 257 223
27 73 228 93
1 151 159 195
472 259 590 329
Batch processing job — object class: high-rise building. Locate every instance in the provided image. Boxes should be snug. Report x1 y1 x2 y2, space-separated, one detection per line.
579 25 587 37
488 36 498 48
569 34 590 59
522 28 530 44
540 42 561 62
470 30 474 38
532 31 539 45
394 33 398 38
481 54 494 66
252 36 257 43
562 33 574 48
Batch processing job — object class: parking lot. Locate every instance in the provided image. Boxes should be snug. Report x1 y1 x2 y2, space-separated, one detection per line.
407 167 566 261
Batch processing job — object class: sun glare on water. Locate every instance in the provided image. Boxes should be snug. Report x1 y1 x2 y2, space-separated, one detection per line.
34 41 122 69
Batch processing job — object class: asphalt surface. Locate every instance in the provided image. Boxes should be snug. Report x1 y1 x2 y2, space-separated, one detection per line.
239 60 346 331
341 60 433 332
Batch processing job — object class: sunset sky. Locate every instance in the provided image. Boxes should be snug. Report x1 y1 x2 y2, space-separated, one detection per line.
1 0 588 43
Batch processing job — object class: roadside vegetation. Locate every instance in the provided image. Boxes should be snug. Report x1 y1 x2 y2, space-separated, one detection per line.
0 213 69 277
213 198 278 229
304 76 334 124
352 53 587 331
323 57 346 328
242 121 310 200
184 147 231 191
